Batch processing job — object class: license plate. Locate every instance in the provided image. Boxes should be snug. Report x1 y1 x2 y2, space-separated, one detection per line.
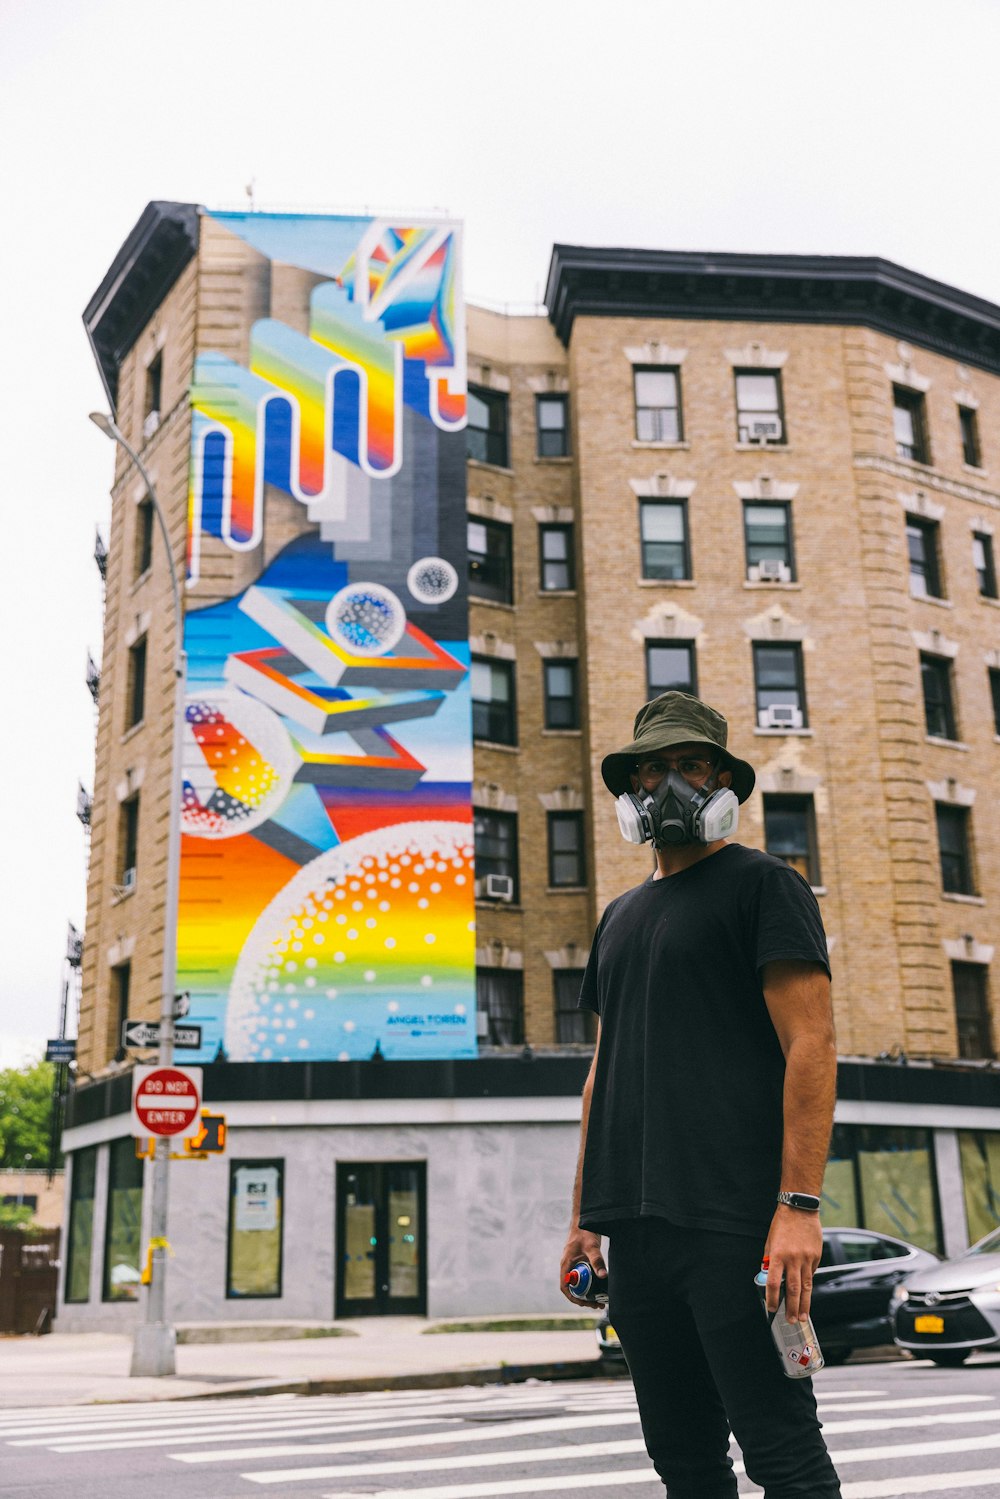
914 1314 945 1334
604 1324 620 1344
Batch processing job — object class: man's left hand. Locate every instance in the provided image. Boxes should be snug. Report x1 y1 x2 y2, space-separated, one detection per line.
763 1205 822 1324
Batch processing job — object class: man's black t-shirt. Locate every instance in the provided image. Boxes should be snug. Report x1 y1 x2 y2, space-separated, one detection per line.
578 843 830 1239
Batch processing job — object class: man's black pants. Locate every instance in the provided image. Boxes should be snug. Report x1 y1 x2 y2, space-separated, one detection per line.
608 1217 842 1498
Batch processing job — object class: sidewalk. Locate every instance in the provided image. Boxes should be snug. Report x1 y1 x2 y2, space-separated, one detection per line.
0 1317 611 1407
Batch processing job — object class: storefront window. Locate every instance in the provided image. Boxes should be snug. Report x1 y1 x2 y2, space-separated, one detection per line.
823 1124 941 1253
959 1131 1000 1245
820 1133 858 1228
65 1146 97 1303
102 1139 144 1301
227 1161 283 1298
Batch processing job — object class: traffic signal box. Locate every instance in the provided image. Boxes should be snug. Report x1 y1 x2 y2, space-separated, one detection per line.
184 1111 227 1156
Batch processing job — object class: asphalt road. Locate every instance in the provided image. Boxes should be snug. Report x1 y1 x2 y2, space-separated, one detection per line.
4 1355 1000 1497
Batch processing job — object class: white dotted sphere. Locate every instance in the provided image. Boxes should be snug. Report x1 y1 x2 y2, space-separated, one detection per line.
325 582 406 656
407 556 458 605
181 689 297 839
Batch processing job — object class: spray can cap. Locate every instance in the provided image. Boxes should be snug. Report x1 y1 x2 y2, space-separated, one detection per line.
761 1256 770 1270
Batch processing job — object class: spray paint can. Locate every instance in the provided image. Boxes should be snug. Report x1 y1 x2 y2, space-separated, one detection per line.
754 1257 824 1379
564 1260 610 1304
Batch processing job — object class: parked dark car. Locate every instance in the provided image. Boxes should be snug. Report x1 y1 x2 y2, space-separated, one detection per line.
892 1225 1000 1365
597 1227 938 1364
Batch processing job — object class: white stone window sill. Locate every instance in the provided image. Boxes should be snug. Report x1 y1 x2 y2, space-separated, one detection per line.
926 736 970 752
469 596 515 612
637 577 696 588
754 727 813 737
110 884 137 906
744 580 801 590
537 589 577 599
963 464 989 478
121 720 145 745
541 728 582 737
130 568 152 595
631 440 690 451
942 892 986 906
473 739 519 755
979 594 1000 609
467 458 514 476
894 454 938 475
910 591 954 609
533 455 573 466
546 886 589 896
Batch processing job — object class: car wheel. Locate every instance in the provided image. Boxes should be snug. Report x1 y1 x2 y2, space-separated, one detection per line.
927 1350 970 1367
822 1346 853 1366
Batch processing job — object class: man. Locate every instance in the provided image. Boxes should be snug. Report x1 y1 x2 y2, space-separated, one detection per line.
561 691 841 1498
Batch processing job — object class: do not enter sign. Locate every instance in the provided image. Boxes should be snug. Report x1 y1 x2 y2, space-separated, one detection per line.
132 1065 203 1139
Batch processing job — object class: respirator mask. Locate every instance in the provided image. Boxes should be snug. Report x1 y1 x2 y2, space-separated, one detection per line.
615 766 739 847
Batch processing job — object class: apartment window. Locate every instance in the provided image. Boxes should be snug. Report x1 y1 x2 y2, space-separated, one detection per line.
646 640 696 697
920 654 957 740
476 968 524 1046
973 532 998 599
936 803 974 895
112 962 131 1061
907 516 943 599
639 500 690 580
753 643 807 729
990 668 1000 734
467 384 509 467
735 370 785 445
548 811 586 888
471 656 516 746
143 352 162 422
953 964 993 1061
126 636 147 729
543 659 579 730
554 969 594 1045
959 406 982 468
134 497 154 578
118 795 139 888
468 518 513 604
764 794 820 886
473 808 519 902
539 523 574 590
64 1146 97 1304
893 385 930 464
102 1138 143 1302
823 1124 942 1254
744 502 794 579
227 1161 284 1298
536 394 569 457
633 366 683 443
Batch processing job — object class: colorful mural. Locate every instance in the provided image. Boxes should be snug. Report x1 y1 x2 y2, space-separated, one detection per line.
176 213 474 1062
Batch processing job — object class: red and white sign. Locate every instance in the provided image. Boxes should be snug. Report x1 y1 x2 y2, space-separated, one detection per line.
131 1065 203 1139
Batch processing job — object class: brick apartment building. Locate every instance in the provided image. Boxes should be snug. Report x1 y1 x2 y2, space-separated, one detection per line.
58 210 1000 1327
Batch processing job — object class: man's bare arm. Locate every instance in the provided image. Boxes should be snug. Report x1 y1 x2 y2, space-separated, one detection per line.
559 1021 606 1304
761 959 837 1324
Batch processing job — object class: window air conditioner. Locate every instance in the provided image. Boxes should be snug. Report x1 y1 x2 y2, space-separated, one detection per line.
485 873 514 902
122 867 137 892
142 410 161 440
476 1009 489 1039
743 417 783 444
752 559 791 583
760 704 804 730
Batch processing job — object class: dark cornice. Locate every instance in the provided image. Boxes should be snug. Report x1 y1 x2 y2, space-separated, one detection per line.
545 246 1000 375
83 201 200 409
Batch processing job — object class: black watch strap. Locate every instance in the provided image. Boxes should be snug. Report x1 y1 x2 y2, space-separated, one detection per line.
777 1191 821 1213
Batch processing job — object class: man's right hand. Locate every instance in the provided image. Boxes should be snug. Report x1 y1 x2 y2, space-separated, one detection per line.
560 1229 608 1306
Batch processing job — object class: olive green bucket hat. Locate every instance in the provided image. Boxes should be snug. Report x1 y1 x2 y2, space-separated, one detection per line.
601 691 756 803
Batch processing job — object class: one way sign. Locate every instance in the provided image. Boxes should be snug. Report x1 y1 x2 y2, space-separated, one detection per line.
122 1020 202 1050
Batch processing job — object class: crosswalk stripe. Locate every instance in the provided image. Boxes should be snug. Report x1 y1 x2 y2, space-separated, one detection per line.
836 1471 1000 1498
822 1408 1000 1436
817 1396 992 1414
329 1473 661 1497
23 1414 464 1454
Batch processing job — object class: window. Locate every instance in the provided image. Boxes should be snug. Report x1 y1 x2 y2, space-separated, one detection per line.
907 516 943 599
473 808 519 902
102 1138 143 1301
118 795 139 888
536 394 569 457
920 654 957 740
126 636 147 729
467 384 509 467
763 794 820 885
633 366 683 443
837 1231 910 1264
554 968 594 1045
476 968 524 1046
953 965 993 1061
959 406 982 468
959 1130 1000 1242
743 502 794 579
548 811 586 888
973 532 998 599
645 640 696 697
639 500 690 580
143 352 162 431
64 1146 97 1303
823 1124 941 1254
468 518 513 604
539 523 574 590
543 659 579 730
471 656 516 746
227 1160 284 1298
990 668 1000 734
112 961 131 1061
936 803 974 895
735 370 785 445
753 643 807 729
134 497 154 579
893 385 930 464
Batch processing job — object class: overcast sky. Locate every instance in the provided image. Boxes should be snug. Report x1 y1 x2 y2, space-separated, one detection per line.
2 0 999 1068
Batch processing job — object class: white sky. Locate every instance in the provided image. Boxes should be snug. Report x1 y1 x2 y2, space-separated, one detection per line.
2 0 999 1067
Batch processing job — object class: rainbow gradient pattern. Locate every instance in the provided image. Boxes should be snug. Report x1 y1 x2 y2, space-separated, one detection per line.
177 214 474 1063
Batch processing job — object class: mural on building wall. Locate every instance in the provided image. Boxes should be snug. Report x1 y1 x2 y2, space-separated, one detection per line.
176 213 475 1062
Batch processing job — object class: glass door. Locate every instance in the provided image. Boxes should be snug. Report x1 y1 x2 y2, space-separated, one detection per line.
336 1162 426 1316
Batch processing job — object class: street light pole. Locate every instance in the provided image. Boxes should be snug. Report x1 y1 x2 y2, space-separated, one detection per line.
90 411 187 1377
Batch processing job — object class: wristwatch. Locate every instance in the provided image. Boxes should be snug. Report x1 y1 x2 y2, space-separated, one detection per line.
777 1191 821 1213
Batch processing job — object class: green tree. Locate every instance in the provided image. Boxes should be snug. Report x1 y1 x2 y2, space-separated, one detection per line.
0 1059 58 1171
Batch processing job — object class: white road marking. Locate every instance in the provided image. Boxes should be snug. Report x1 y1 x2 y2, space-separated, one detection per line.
331 1473 662 1496
835 1471 1000 1498
26 1414 462 1454
822 1408 1000 1436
